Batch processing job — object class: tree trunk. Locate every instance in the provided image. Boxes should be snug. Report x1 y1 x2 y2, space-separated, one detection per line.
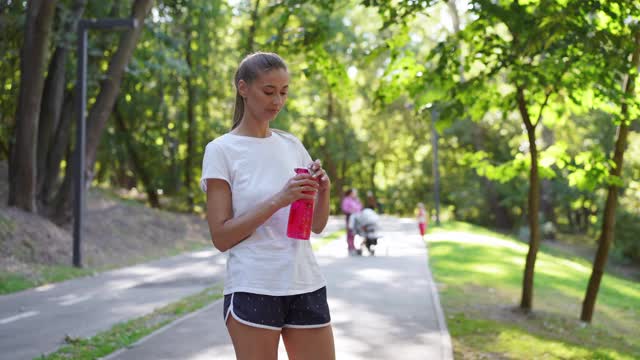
0 137 8 159
36 0 86 204
41 91 74 208
369 160 376 196
566 206 575 231
167 87 180 194
581 31 640 323
184 30 196 211
37 48 67 197
488 182 513 229
9 0 57 211
114 105 160 208
517 86 541 311
49 146 74 225
84 0 153 182
581 206 590 233
540 125 556 226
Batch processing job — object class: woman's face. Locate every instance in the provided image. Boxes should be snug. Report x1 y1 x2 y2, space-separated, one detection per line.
239 68 289 122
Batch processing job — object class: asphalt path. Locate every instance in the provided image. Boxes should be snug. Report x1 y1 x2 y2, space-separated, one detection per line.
104 215 453 360
0 216 452 360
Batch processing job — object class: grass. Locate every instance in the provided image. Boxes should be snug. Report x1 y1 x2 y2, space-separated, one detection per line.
36 286 223 360
312 230 345 251
447 313 632 359
0 265 96 295
428 221 640 359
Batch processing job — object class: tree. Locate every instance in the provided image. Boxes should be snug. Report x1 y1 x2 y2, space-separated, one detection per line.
364 0 607 311
46 0 154 223
37 0 87 212
435 0 600 312
0 1 27 161
9 0 58 211
581 27 640 322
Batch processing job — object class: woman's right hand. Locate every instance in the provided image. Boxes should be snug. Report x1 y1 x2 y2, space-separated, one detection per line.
275 172 319 207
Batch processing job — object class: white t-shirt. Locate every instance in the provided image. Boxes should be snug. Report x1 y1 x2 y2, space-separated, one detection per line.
200 129 326 296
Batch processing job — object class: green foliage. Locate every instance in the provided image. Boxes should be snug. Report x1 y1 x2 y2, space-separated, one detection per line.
567 150 618 191
459 151 528 183
361 0 436 29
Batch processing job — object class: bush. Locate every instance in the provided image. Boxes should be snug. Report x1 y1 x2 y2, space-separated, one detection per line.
613 210 640 262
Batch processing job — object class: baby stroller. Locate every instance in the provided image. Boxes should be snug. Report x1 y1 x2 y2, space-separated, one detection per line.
349 208 381 256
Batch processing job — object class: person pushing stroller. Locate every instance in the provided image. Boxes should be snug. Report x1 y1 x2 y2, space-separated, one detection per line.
348 206 381 256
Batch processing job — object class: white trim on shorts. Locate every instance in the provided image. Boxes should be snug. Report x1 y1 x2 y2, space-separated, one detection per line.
283 321 331 329
224 293 233 323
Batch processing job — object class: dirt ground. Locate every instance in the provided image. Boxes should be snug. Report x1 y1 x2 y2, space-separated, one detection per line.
0 162 211 277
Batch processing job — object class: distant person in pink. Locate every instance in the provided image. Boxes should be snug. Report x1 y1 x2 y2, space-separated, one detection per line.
417 202 428 239
341 188 362 255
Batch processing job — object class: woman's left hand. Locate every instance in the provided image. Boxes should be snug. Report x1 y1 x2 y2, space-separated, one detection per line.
309 159 331 192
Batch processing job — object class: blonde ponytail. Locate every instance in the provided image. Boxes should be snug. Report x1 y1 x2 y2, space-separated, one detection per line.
231 92 244 130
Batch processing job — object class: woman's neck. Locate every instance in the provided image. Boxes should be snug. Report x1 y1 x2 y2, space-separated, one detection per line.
232 118 271 138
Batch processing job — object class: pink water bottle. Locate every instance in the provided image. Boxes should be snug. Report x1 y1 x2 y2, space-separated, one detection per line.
287 167 317 240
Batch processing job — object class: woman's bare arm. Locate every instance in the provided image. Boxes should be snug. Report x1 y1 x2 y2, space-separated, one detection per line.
205 173 319 251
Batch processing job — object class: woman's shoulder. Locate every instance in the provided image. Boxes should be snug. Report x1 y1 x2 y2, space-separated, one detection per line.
203 135 240 160
271 128 302 144
205 133 235 148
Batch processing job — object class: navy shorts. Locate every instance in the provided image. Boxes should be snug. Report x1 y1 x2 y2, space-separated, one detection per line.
223 286 331 330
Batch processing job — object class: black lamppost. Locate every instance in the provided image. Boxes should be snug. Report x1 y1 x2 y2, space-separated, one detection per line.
74 18 137 268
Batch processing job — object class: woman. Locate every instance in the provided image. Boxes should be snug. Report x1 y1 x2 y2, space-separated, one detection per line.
201 52 335 360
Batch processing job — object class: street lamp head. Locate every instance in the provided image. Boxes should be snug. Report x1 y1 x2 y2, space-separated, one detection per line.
81 18 138 30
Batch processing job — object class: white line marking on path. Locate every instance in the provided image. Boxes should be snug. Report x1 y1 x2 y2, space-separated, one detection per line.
60 294 94 306
0 310 38 325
